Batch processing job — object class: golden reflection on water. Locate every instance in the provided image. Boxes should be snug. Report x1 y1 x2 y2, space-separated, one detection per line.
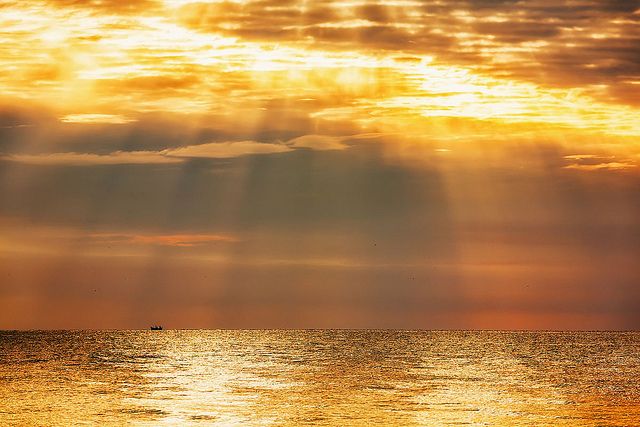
1 331 639 426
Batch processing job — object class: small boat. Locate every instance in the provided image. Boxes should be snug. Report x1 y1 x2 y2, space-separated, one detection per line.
150 325 163 330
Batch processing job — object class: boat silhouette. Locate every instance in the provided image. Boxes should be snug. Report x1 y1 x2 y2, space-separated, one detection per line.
150 325 163 330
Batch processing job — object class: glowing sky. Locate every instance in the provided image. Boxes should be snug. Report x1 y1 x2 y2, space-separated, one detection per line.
1 0 639 329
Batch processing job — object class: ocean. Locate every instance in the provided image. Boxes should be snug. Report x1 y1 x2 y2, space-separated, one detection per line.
1 330 639 426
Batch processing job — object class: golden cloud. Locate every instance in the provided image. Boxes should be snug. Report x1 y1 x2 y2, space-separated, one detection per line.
1 135 359 166
164 141 293 159
287 134 348 151
3 151 182 165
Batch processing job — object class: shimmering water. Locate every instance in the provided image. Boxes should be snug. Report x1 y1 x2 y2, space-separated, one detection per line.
1 331 639 426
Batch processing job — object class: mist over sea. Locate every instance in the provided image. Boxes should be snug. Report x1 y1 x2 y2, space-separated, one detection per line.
1 330 639 426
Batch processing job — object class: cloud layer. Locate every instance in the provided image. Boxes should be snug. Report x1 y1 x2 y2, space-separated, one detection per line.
1 135 358 165
177 0 640 105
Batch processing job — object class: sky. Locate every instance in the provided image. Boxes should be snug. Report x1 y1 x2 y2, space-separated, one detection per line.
0 0 639 329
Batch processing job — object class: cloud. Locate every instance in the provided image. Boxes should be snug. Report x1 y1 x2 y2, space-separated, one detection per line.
164 140 293 159
2 151 182 165
1 135 359 166
60 114 137 124
563 154 637 171
287 134 348 151
564 162 637 171
174 0 640 107
2 0 639 140
90 232 238 247
49 0 161 15
95 75 201 94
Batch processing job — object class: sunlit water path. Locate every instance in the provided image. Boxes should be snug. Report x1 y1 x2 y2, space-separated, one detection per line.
1 330 639 426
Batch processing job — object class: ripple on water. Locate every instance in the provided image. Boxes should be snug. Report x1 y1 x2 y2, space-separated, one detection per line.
0 330 639 426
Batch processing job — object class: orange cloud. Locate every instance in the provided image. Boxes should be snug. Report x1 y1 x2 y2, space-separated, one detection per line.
91 232 239 247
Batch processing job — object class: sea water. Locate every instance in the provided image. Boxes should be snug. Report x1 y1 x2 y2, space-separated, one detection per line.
1 330 639 426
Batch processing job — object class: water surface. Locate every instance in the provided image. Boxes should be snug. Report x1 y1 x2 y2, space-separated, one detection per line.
1 330 638 426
